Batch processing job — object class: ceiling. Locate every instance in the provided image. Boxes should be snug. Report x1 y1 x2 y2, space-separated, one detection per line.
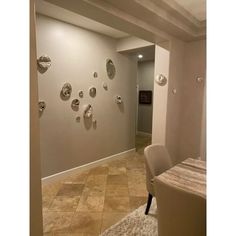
174 0 206 21
35 0 129 38
41 0 206 42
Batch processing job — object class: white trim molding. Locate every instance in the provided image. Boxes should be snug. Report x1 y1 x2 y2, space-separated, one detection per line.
42 148 135 184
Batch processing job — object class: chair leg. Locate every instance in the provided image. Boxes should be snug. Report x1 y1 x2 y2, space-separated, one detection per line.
145 193 153 215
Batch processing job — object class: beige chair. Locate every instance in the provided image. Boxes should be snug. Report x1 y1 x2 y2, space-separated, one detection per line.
144 144 173 215
154 178 206 236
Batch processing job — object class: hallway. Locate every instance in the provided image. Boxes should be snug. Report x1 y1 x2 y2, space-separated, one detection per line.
42 134 151 235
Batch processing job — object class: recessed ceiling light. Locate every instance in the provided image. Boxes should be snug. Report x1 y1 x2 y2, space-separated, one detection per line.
138 54 143 59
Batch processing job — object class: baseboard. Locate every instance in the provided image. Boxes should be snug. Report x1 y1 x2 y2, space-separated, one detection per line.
137 131 152 137
42 148 135 184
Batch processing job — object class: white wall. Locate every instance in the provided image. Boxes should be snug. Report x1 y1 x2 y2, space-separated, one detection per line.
137 61 154 134
36 14 137 177
152 45 170 144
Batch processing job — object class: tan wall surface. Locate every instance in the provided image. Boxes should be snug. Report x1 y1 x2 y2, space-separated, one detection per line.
165 38 185 164
30 1 43 235
137 61 154 134
36 14 137 177
179 39 206 161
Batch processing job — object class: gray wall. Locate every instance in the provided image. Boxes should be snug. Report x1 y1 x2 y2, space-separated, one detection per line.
178 40 206 161
36 14 137 177
165 39 206 164
30 2 43 235
137 61 154 134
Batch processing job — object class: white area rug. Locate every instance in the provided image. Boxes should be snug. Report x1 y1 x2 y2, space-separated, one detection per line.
101 201 158 236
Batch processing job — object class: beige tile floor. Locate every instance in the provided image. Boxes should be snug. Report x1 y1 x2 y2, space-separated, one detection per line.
42 134 151 236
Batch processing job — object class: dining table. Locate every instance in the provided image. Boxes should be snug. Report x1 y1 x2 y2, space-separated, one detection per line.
155 157 206 198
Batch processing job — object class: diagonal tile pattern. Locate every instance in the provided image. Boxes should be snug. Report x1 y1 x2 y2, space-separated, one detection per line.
42 134 151 235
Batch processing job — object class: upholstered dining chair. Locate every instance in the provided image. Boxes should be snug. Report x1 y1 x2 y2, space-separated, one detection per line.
144 144 173 215
154 177 206 236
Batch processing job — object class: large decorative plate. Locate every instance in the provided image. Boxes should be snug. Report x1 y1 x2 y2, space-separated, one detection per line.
106 59 116 79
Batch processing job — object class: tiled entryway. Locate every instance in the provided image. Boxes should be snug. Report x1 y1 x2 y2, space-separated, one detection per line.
42 134 151 235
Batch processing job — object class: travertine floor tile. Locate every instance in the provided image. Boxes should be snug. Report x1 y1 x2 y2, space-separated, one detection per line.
105 185 129 197
86 175 107 188
128 183 147 197
101 212 128 232
129 196 147 210
43 211 74 233
65 171 89 184
49 196 80 212
69 212 102 234
89 166 109 175
77 196 104 212
42 181 62 197
106 175 128 185
56 183 84 197
108 166 127 175
103 197 130 212
42 195 54 211
42 134 151 235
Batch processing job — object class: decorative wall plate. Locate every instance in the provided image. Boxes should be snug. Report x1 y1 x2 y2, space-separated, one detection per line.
106 59 116 79
84 104 93 118
115 95 122 104
155 74 167 86
38 101 46 112
78 90 84 98
37 55 51 70
71 99 80 110
89 87 96 97
61 83 72 98
93 72 98 78
103 82 108 90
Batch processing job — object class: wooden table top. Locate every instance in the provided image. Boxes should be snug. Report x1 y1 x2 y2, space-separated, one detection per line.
156 158 206 199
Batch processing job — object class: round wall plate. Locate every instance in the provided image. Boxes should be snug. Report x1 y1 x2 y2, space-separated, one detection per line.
106 59 116 79
89 87 96 97
155 74 167 86
37 55 51 70
61 83 72 98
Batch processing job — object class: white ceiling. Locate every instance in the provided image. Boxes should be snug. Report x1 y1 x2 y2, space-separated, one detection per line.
174 0 206 21
35 0 129 38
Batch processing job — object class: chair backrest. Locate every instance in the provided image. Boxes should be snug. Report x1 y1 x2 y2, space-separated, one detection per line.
154 178 206 236
144 144 173 195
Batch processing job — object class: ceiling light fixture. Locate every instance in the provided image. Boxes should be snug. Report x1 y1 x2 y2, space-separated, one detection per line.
138 54 143 59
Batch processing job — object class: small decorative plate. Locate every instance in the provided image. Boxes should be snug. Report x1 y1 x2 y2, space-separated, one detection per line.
106 59 116 79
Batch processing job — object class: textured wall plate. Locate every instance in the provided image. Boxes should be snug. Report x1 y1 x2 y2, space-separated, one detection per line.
106 59 116 79
155 74 167 86
78 90 84 98
93 72 98 78
38 101 46 112
103 82 108 90
84 104 93 118
71 99 80 111
89 87 96 97
61 83 72 99
37 55 51 71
